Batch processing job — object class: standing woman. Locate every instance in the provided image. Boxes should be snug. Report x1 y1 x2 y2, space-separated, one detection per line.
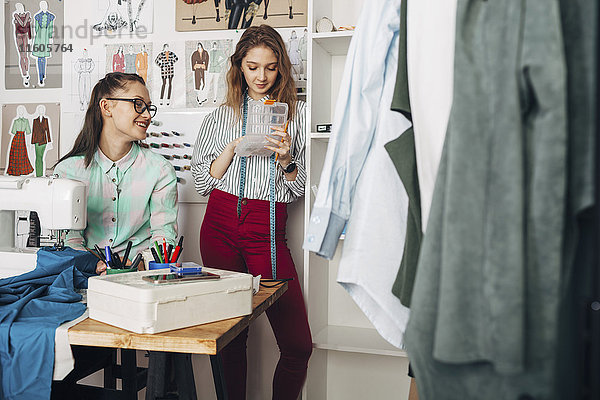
191 25 311 400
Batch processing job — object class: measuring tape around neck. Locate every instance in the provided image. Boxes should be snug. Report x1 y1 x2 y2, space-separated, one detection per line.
237 95 278 279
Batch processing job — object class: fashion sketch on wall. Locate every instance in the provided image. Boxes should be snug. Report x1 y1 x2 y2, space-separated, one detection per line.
1 103 60 177
176 0 307 31
62 47 105 113
155 43 179 107
281 29 306 94
105 42 153 87
4 0 64 89
185 39 233 108
92 0 154 34
74 50 96 111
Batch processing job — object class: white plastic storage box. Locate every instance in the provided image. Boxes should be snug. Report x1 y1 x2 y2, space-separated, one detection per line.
87 265 253 334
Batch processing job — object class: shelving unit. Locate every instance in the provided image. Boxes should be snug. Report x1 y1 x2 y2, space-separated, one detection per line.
303 0 411 398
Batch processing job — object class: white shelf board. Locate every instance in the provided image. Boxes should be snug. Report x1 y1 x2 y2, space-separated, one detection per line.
313 31 354 56
313 325 408 357
311 132 331 139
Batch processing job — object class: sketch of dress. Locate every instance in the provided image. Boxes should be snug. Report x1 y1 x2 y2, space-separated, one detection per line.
32 2 55 87
6 117 34 176
113 48 125 73
31 111 51 177
74 52 95 111
136 47 149 82
13 6 32 87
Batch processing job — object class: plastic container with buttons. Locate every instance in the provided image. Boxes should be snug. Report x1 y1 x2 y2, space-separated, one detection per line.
235 100 289 157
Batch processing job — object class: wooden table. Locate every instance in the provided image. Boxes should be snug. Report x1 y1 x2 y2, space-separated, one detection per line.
62 282 288 400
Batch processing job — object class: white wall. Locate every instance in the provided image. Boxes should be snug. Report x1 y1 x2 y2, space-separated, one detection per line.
1 1 306 398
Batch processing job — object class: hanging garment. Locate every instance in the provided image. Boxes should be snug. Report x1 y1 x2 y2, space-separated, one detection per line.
553 0 598 397
135 51 148 82
0 247 96 400
6 117 33 176
304 0 411 349
124 52 137 74
405 1 568 399
386 0 423 308
14 12 32 77
112 52 125 73
406 0 457 231
191 49 209 90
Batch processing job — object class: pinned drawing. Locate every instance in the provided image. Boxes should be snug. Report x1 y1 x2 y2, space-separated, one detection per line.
176 0 306 31
62 46 104 113
93 0 154 34
1 103 60 176
287 29 303 80
4 0 64 89
155 43 179 106
74 49 95 111
5 106 34 176
32 1 55 87
105 42 153 88
185 39 232 108
12 3 32 87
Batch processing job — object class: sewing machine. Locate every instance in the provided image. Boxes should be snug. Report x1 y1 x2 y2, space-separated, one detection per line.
0 176 87 278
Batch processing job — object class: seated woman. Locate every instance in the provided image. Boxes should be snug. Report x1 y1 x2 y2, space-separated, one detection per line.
54 72 177 273
52 72 181 399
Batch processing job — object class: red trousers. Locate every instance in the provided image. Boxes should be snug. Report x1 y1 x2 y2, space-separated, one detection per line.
200 189 312 400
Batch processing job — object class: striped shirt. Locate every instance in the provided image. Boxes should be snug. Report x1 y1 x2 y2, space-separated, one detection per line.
53 143 178 257
191 95 306 203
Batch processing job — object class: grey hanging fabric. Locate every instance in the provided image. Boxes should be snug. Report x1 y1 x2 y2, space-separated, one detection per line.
405 0 569 398
554 0 598 397
385 0 423 308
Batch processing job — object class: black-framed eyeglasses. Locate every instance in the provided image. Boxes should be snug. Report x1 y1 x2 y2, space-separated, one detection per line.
105 98 157 118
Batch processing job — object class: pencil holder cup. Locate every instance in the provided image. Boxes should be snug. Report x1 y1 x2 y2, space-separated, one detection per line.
106 266 137 275
148 261 175 270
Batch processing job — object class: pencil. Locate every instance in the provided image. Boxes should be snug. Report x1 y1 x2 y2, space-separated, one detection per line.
83 245 103 261
274 120 290 162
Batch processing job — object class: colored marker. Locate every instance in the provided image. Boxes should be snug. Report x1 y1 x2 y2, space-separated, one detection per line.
131 253 143 270
151 246 161 263
122 241 133 265
104 246 112 268
153 241 164 263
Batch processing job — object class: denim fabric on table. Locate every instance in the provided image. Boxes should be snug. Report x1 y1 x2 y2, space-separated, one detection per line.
0 248 96 400
405 0 569 399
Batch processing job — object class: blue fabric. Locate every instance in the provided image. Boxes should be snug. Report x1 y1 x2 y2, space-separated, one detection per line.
0 247 96 400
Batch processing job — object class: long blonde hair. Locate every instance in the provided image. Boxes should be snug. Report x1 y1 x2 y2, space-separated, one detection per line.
225 25 297 120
